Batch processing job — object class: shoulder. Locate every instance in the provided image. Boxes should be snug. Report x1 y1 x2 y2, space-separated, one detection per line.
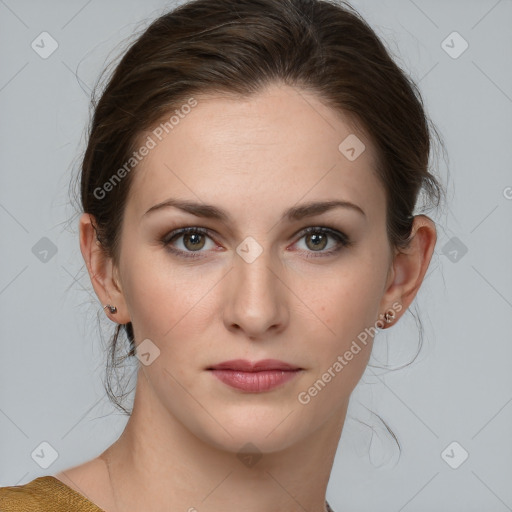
0 477 40 511
0 476 105 512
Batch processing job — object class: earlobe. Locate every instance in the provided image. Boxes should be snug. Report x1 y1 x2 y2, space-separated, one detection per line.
79 213 131 324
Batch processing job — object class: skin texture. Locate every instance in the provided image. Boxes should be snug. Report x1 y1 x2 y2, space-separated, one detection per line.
55 83 436 512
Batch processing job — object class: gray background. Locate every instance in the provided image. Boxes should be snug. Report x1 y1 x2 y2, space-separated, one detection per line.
1 1 511 511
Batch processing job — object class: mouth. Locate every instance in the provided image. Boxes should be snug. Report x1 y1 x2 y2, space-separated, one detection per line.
208 359 301 372
207 359 303 392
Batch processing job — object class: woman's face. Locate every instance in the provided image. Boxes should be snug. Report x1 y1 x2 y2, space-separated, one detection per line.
108 83 398 453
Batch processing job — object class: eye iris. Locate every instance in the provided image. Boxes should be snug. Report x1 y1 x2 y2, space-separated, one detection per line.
183 233 205 251
306 232 328 251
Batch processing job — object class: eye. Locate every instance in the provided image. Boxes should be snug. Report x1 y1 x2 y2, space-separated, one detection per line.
161 225 352 260
162 227 217 259
293 226 351 258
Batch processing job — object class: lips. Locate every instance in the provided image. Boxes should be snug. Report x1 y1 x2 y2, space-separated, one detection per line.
207 359 302 392
207 359 301 372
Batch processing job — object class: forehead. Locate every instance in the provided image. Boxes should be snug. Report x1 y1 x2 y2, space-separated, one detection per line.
126 83 385 226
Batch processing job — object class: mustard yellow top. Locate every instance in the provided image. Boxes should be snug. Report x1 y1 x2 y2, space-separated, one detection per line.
0 476 105 512
0 476 336 511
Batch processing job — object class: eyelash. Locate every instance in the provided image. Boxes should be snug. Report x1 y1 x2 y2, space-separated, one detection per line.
161 226 352 260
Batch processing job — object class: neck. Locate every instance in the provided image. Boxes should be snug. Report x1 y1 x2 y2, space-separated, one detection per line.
101 368 347 512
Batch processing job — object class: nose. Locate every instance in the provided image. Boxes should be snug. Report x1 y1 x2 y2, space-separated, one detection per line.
223 246 289 340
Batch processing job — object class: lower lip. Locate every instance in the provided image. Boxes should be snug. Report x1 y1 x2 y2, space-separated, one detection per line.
209 369 301 392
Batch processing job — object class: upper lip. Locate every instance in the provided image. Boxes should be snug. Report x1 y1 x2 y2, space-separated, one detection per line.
208 359 301 371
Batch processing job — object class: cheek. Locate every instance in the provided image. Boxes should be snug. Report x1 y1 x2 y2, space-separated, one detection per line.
294 268 383 411
299 253 387 377
119 251 224 357
309 262 385 337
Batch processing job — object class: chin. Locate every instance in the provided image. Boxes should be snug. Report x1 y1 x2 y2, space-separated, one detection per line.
206 426 306 456
188 404 315 455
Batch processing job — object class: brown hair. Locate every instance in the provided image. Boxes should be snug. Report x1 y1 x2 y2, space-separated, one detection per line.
73 0 445 444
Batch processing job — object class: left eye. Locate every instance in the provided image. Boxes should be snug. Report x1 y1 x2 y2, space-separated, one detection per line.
162 226 350 259
295 226 349 256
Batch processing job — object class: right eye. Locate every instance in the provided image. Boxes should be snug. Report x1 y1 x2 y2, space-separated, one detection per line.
161 227 218 259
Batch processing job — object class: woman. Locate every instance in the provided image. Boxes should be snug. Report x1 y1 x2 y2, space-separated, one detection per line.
0 0 442 510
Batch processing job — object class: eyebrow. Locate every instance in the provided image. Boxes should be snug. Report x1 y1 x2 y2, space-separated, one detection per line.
142 198 366 222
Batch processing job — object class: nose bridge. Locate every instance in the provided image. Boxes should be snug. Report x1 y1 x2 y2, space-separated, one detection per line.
224 236 288 336
236 243 276 294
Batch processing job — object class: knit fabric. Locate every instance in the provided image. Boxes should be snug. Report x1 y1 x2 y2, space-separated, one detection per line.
0 475 335 512
0 476 105 512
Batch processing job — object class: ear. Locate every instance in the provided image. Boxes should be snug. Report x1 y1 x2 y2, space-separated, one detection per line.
79 213 131 324
378 215 437 327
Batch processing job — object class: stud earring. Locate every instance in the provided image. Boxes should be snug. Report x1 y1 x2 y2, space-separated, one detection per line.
103 304 117 314
383 310 395 323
